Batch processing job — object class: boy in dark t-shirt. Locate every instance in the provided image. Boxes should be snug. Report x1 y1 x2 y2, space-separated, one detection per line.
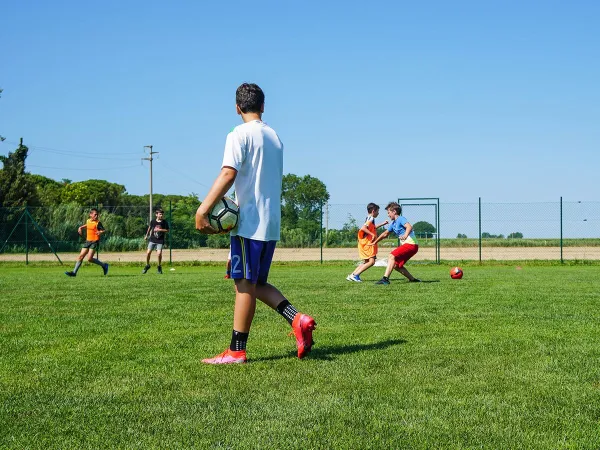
143 209 170 274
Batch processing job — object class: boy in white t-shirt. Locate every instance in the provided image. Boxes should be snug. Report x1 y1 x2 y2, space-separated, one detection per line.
196 83 316 364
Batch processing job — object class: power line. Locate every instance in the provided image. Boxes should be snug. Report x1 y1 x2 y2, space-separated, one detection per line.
1 139 143 157
28 164 142 171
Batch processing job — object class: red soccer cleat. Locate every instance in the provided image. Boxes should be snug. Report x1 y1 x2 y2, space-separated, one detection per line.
202 348 247 364
291 313 316 359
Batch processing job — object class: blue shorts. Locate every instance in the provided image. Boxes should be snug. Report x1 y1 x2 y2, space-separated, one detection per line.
230 236 277 284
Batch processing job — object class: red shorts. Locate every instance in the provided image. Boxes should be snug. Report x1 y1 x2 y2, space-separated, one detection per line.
390 244 418 268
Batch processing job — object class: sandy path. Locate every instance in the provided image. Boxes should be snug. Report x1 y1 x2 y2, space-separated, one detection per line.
1 247 599 262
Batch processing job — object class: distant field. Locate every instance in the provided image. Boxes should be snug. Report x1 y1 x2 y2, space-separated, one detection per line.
2 245 600 262
1 264 599 448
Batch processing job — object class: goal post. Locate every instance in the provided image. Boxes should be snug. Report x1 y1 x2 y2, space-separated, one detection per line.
397 197 440 264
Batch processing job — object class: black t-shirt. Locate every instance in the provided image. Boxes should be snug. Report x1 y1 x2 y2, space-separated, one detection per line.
149 219 169 244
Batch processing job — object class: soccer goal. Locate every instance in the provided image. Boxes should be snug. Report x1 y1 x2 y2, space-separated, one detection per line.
397 197 440 264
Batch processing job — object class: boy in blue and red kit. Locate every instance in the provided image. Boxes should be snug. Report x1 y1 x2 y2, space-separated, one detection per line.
369 202 421 285
196 83 316 364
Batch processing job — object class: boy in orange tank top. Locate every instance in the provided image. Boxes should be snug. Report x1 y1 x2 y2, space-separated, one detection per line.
64 208 109 277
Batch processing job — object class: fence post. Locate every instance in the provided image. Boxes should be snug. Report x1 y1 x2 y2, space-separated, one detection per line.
169 200 173 266
25 205 29 265
560 196 563 264
320 202 323 264
478 197 482 263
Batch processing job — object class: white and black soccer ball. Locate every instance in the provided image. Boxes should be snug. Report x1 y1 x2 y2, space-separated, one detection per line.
208 196 239 234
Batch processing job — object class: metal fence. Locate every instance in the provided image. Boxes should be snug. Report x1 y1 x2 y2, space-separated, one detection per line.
1 199 599 264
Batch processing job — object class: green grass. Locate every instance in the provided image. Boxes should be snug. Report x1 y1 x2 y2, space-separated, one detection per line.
1 263 599 449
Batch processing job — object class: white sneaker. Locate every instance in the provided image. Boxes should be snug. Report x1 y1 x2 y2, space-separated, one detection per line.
346 274 362 282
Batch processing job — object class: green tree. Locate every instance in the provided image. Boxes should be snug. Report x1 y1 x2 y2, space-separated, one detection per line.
413 221 436 238
281 174 329 245
457 233 468 238
508 232 523 239
27 174 64 206
60 179 126 206
0 139 38 207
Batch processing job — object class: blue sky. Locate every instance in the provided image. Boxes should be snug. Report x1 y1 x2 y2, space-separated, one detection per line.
1 0 599 205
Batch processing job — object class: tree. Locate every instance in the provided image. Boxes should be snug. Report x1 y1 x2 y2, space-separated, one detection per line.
281 174 329 245
508 232 523 239
412 221 436 238
0 138 38 207
457 233 467 238
27 174 64 206
60 179 126 206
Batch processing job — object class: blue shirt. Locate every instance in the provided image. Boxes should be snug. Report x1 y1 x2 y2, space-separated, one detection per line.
387 216 418 245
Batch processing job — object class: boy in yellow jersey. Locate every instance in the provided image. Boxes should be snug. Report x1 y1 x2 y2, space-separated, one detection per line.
65 208 109 277
346 203 388 282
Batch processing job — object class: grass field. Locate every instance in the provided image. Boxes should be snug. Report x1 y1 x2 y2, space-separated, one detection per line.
1 263 599 449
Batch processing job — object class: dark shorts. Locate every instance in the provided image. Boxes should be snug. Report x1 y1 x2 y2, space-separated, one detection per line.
82 240 99 249
391 244 418 268
230 235 277 284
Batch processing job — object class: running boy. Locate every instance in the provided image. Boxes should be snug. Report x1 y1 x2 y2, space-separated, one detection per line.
143 208 169 274
64 208 109 277
369 202 420 285
196 82 316 364
346 202 388 282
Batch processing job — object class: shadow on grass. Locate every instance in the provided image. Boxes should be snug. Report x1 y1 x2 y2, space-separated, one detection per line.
251 338 407 362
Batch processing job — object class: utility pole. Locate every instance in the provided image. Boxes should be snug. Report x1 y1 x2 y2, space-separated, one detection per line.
142 145 158 225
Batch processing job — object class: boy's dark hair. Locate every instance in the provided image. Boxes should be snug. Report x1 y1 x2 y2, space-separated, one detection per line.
90 208 98 214
367 203 379 213
155 208 164 214
385 202 402 215
236 83 265 114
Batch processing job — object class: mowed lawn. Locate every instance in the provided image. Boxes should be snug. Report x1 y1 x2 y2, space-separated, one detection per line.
1 263 599 449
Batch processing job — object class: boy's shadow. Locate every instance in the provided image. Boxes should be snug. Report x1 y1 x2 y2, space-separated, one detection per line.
252 338 407 362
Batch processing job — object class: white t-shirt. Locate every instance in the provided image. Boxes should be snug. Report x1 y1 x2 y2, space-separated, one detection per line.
222 120 283 241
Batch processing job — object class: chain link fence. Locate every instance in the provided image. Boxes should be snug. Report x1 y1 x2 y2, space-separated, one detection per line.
1 199 599 264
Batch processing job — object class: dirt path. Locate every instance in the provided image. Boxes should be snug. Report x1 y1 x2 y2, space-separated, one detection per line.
1 247 599 262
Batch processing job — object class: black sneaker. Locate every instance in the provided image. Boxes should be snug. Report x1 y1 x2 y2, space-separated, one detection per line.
65 271 76 277
409 278 422 283
157 266 162 274
103 263 109 276
375 277 390 285
142 264 151 274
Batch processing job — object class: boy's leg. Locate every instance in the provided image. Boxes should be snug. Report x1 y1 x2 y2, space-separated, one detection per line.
66 248 88 276
354 257 375 276
375 253 396 284
88 247 109 275
391 245 420 282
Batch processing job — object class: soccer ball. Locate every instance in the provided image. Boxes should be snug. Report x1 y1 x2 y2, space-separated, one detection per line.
450 267 463 279
208 196 239 234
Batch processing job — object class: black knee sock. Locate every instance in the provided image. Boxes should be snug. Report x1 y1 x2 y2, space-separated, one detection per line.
276 300 298 325
229 330 249 351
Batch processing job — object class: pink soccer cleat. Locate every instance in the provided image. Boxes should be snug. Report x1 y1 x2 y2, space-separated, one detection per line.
291 313 316 359
202 349 247 364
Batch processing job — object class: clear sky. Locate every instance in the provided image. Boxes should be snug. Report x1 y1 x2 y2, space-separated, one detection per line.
1 0 599 205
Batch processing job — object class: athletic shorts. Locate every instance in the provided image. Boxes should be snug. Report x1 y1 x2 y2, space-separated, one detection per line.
147 242 164 251
391 243 419 268
82 240 99 249
230 235 277 284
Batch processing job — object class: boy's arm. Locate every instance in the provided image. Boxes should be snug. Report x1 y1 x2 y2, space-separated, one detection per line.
400 222 413 241
375 220 389 229
144 226 151 240
359 224 376 240
196 166 237 234
77 224 86 236
96 222 106 236
368 229 390 246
